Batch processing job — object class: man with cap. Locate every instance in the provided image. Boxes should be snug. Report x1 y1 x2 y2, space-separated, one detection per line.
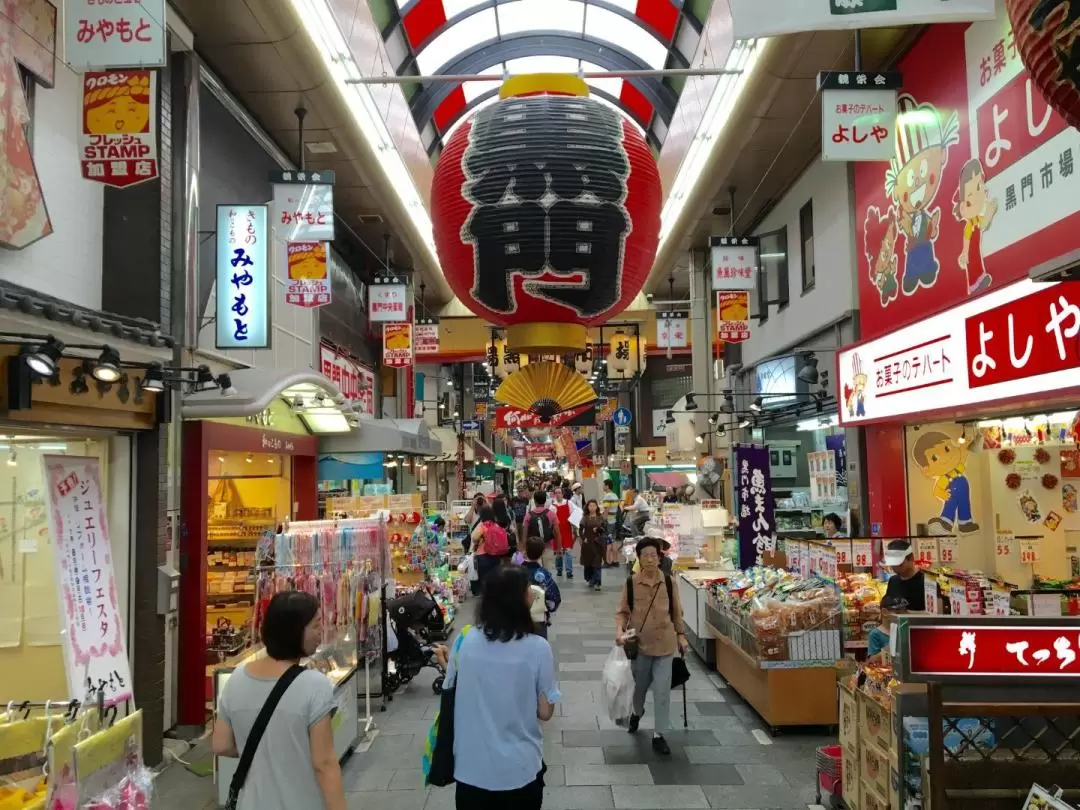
881 540 925 612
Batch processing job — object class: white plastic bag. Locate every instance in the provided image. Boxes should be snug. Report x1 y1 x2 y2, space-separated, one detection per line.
465 553 479 581
601 645 636 722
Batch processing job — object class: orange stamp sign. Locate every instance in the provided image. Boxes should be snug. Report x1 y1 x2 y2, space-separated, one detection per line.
285 241 330 308
383 322 413 368
80 70 158 188
716 291 750 344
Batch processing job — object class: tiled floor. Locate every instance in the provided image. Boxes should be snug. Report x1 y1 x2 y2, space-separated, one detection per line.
155 570 829 809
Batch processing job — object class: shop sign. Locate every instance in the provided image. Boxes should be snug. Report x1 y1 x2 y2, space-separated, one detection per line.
729 0 994 39
319 341 375 417
656 311 689 349
43 455 133 707
710 236 758 291
215 205 269 350
368 283 409 322
735 445 776 568
837 280 1080 424
494 404 596 429
819 72 900 163
716 292 751 343
906 623 1080 680
79 70 158 188
382 322 413 368
525 443 555 459
270 170 335 242
64 0 167 69
284 241 330 308
414 320 439 355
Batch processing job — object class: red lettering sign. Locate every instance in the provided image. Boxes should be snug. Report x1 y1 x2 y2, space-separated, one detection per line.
909 624 1079 678
974 70 1067 182
494 404 594 429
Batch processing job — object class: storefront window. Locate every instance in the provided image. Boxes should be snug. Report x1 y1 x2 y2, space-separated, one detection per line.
762 422 850 539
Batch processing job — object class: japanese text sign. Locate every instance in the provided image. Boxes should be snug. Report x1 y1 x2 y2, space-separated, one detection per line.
216 206 269 349
65 0 166 69
729 0 995 39
494 404 596 429
79 70 158 188
43 455 133 706
735 445 776 569
368 283 409 323
710 236 758 291
1019 537 1041 565
320 341 374 417
821 86 898 162
656 311 689 349
382 322 413 368
716 292 751 343
853 538 873 568
906 622 1080 680
838 279 1080 425
916 537 937 563
285 241 330 308
414 321 439 355
272 181 335 243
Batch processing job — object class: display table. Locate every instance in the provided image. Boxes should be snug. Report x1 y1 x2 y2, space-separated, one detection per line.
677 569 732 667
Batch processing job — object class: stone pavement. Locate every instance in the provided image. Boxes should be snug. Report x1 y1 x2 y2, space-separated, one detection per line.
153 569 831 810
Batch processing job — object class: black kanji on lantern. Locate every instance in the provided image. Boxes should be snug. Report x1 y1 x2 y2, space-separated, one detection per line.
461 95 631 318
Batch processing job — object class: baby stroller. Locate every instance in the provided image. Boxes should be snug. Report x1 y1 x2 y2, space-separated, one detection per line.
386 589 448 695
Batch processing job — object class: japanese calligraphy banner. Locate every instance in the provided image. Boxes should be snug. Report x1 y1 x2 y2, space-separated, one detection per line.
655 311 689 349
821 86 897 162
494 404 596 429
320 341 375 417
368 283 409 323
729 0 994 39
272 179 335 243
716 292 751 343
906 623 1080 680
216 205 269 349
285 242 330 308
43 455 133 706
65 0 167 69
734 445 776 569
710 237 758 291
79 70 158 188
382 322 413 368
414 322 439 355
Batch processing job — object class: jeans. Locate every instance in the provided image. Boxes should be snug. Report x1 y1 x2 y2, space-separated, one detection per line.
472 554 500 596
584 565 601 586
941 474 972 524
555 548 573 577
631 653 674 735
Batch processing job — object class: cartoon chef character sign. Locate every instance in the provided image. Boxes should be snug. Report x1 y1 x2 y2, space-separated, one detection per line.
863 205 900 307
843 354 868 419
884 94 959 297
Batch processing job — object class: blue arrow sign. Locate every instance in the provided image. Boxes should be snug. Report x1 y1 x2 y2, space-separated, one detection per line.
461 420 481 432
613 407 632 427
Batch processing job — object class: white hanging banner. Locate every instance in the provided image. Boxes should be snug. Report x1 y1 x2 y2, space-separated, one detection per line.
819 72 900 163
729 0 996 39
270 170 335 242
655 311 689 349
64 0 167 69
710 236 758 291
368 283 409 322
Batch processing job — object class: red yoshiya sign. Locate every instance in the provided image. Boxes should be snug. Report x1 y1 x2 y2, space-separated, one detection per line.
494 404 595 429
908 624 1080 678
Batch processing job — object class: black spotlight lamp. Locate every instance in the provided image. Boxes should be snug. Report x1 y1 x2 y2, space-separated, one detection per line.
708 412 720 426
738 417 752 429
216 373 236 396
25 336 64 377
141 363 166 393
665 410 675 425
716 426 726 438
92 346 121 383
720 391 734 413
749 395 764 412
797 353 820 384
196 365 215 385
695 432 706 445
685 393 698 411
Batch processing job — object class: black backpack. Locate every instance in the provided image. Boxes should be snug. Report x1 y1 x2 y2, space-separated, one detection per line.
626 574 676 623
526 510 555 544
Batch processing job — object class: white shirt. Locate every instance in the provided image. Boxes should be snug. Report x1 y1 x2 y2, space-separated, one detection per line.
633 495 651 514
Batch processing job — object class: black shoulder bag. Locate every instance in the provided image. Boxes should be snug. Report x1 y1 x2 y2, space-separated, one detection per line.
226 665 306 810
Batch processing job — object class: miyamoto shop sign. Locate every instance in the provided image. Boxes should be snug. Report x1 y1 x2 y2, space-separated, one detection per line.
216 205 270 349
271 170 335 243
79 70 159 188
64 0 167 69
818 71 900 162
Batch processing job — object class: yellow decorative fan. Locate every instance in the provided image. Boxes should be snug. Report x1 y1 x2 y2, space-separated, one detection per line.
495 362 597 422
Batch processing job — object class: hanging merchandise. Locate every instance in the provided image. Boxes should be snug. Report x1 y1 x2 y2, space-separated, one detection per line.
73 711 147 810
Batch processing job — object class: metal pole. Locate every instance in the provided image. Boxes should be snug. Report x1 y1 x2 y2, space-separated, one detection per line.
854 30 863 71
345 67 743 85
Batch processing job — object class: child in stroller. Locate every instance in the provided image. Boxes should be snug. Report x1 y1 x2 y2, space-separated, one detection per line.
386 588 451 695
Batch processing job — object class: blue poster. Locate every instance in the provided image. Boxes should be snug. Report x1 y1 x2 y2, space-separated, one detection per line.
734 444 777 569
826 433 847 487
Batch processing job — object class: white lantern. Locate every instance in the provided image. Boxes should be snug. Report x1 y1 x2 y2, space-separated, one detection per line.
574 345 594 379
492 336 528 380
606 332 641 380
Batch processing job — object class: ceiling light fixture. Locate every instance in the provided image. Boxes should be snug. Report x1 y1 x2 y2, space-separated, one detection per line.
739 418 752 429
245 453 254 463
25 336 64 377
750 396 764 412
6 450 15 467
708 412 720 426
695 432 705 444
92 346 121 383
721 392 734 413
797 354 819 384
216 373 237 397
685 393 698 411
196 365 215 386
141 363 166 393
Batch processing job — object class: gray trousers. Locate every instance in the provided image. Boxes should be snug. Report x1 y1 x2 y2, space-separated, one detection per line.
630 653 673 734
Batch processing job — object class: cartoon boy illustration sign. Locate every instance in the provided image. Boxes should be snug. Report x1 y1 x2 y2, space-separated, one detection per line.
843 354 868 418
911 430 979 535
863 205 900 306
952 158 998 295
885 94 959 295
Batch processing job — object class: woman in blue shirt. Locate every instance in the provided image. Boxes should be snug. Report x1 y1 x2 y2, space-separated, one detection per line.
445 565 561 809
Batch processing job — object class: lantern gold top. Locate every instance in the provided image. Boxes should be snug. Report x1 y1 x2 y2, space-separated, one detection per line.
500 73 589 100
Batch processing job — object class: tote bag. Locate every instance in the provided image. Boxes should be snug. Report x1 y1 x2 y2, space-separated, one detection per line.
422 625 473 786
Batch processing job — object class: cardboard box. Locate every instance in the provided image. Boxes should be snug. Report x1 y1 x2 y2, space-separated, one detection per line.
860 737 891 797
861 777 890 810
840 683 859 751
858 690 893 752
889 767 901 810
842 745 860 810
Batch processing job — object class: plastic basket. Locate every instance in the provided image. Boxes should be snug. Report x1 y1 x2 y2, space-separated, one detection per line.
815 744 843 776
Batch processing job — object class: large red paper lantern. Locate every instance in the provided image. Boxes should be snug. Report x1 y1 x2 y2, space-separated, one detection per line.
1005 0 1080 129
431 74 661 352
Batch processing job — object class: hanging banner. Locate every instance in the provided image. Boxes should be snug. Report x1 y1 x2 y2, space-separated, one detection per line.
319 341 375 417
735 445 776 568
216 205 270 349
382 322 413 368
65 0 167 69
655 311 689 349
729 0 995 39
285 241 331 308
710 236 759 291
716 291 751 343
43 455 133 707
414 320 440 355
368 282 409 322
819 72 901 162
79 70 158 188
494 404 596 429
270 170 335 242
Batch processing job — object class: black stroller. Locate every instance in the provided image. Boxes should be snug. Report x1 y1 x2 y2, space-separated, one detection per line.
386 589 449 695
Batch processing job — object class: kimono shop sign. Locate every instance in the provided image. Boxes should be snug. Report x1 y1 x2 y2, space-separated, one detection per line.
271 170 335 243
285 241 330 308
320 341 375 417
735 445 776 568
728 0 995 39
710 236 758 291
79 70 158 188
382 322 413 368
42 455 133 707
64 0 166 69
215 205 269 350
368 283 409 323
818 71 901 162
494 403 597 429
414 320 440 356
907 623 1080 680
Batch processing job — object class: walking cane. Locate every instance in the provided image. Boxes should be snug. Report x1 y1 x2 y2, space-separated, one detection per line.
682 680 688 729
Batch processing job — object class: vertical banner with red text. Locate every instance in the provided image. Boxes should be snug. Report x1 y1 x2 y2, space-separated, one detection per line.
80 70 158 188
414 320 440 356
285 242 331 308
716 291 751 343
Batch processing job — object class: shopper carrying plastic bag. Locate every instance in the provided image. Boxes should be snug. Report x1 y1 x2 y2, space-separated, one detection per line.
601 645 635 722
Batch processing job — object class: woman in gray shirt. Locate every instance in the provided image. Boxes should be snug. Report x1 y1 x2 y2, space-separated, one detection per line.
212 592 347 810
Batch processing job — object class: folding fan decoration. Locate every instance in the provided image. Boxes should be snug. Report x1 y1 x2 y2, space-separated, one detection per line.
495 362 597 422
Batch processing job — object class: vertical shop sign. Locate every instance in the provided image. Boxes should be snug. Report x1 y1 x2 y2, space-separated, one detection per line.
43 455 133 706
819 72 901 162
735 445 776 568
216 205 270 349
826 434 848 486
655 311 689 350
270 170 335 242
710 236 759 291
64 0 166 69
382 322 413 368
79 70 158 188
414 319 440 355
284 241 331 308
716 292 751 343
319 341 375 417
368 283 409 322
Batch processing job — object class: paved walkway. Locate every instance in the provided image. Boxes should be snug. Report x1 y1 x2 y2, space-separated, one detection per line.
154 571 829 809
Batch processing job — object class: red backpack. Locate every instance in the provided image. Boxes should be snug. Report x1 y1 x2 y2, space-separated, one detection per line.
481 521 510 556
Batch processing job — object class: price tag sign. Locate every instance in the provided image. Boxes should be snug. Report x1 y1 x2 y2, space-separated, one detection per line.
924 577 939 614
823 549 837 579
799 543 810 578
938 536 959 564
916 537 937 564
835 542 850 566
991 589 1010 617
1019 538 1041 565
809 545 822 575
995 531 1013 557
852 539 873 568
788 543 801 573
949 584 967 616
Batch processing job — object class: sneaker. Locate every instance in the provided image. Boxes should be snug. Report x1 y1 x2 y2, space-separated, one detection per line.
567 574 574 580
652 735 671 756
627 713 641 734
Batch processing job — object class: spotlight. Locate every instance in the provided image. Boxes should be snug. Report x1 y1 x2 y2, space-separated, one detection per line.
447 379 453 388
453 410 460 417
708 412 720 426
695 432 705 445
716 426 727 438
750 396 764 412
141 363 166 393
685 393 698 411
720 392 734 413
25 336 63 376
6 450 15 467
216 374 237 397
739 418 752 429
91 346 121 383
665 410 675 425
196 365 214 385
797 354 820 384
314 392 326 406
292 395 305 412
245 454 254 464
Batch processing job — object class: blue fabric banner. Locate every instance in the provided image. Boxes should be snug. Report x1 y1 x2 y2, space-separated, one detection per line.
734 444 777 569
825 433 847 487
